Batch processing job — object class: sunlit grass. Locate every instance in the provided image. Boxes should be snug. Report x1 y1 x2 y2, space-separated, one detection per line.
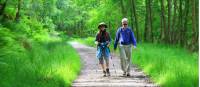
132 43 198 87
0 37 81 87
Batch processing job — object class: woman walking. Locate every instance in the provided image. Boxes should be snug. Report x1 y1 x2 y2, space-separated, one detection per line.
95 22 111 77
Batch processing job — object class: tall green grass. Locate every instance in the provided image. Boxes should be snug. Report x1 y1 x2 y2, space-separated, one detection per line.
132 43 198 87
76 37 198 87
0 36 81 87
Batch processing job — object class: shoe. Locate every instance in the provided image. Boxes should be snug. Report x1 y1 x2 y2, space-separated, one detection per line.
103 71 106 77
106 68 110 76
123 72 126 76
127 73 130 76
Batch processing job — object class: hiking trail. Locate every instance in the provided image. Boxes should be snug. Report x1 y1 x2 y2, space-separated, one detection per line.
69 41 159 87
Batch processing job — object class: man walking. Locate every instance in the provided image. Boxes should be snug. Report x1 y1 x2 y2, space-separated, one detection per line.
114 18 137 76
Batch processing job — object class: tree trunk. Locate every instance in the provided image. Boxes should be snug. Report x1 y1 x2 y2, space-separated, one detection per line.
167 0 171 43
183 0 189 47
160 0 167 42
148 0 153 42
0 0 7 16
144 0 153 42
191 0 197 51
15 0 22 22
144 0 148 42
130 0 134 32
130 0 139 41
195 0 199 51
178 0 184 46
171 0 177 44
160 13 163 41
120 0 127 17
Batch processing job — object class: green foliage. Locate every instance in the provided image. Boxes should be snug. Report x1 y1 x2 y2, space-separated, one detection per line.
0 0 198 86
0 0 6 3
0 0 82 85
4 6 17 19
0 27 15 47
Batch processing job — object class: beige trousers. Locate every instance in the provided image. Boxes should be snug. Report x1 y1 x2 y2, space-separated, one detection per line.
119 44 132 73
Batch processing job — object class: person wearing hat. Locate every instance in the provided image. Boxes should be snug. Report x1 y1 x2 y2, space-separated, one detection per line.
95 22 111 77
114 18 137 76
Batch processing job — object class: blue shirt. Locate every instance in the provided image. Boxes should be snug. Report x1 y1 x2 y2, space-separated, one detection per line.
114 27 137 49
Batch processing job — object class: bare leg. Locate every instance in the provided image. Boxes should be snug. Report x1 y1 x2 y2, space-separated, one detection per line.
105 59 110 76
100 63 106 77
100 64 105 71
106 60 109 69
99 58 106 77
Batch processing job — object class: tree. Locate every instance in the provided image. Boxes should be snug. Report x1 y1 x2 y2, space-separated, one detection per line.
130 0 139 41
167 0 172 43
15 0 21 22
0 0 7 15
191 0 198 51
144 0 153 42
120 0 127 17
171 0 177 44
160 0 167 42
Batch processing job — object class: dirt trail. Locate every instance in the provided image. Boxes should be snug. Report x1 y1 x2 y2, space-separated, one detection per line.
69 42 158 87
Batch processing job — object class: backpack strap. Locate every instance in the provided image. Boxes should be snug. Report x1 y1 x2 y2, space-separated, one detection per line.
97 31 109 42
97 31 101 42
105 32 108 41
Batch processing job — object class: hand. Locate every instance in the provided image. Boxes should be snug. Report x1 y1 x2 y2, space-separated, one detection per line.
95 41 99 45
107 43 110 47
133 46 138 51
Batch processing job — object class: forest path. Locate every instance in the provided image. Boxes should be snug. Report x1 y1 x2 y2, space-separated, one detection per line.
69 41 158 87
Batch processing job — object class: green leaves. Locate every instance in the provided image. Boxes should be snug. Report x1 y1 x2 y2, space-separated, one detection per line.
4 6 16 20
0 27 14 47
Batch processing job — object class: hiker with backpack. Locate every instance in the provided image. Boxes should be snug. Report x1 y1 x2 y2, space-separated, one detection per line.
114 18 137 76
95 22 111 77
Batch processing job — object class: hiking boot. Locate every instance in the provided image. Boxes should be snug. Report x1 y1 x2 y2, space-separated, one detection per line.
103 71 106 77
106 68 110 76
127 73 130 77
123 72 126 76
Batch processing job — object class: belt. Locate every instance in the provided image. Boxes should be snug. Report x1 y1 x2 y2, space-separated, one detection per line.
120 42 131 45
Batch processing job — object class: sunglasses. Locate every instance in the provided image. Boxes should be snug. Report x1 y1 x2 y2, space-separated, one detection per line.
123 24 128 25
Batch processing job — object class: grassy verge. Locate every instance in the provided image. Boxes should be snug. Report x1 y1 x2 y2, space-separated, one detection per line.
76 37 198 87
0 35 81 87
133 43 198 87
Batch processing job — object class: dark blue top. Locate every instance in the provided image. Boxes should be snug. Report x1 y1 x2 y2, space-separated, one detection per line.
114 27 137 49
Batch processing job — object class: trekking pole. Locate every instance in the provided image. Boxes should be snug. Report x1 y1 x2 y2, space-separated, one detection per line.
95 57 99 74
110 52 117 75
95 43 99 74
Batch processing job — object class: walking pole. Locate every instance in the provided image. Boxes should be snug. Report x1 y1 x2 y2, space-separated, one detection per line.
95 42 99 74
95 55 99 74
110 52 117 75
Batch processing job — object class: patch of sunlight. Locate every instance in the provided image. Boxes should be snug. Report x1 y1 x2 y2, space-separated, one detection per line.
157 72 173 85
143 64 153 73
54 64 76 84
